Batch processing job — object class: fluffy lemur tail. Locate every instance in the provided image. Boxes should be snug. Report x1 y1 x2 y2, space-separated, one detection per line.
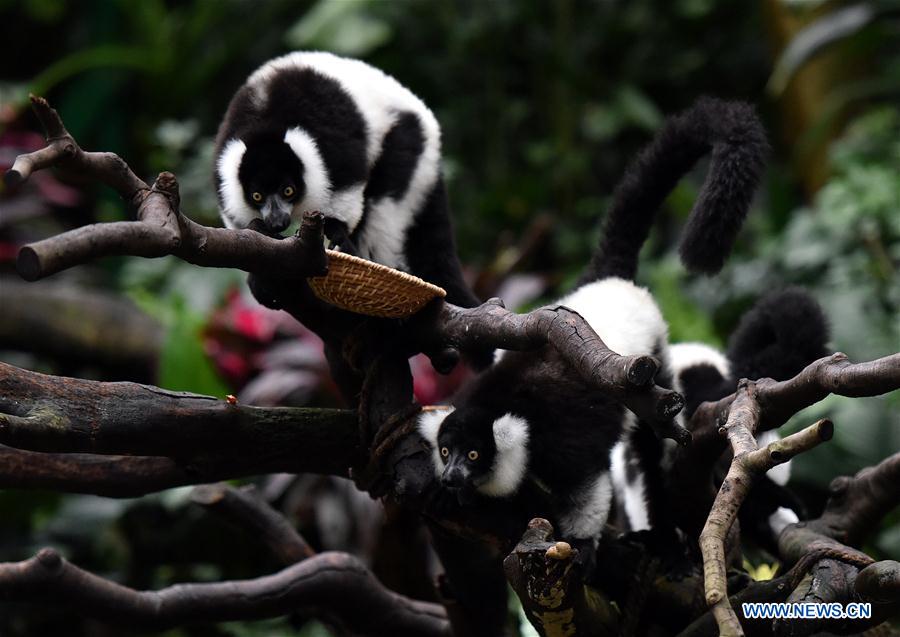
727 287 830 382
581 97 768 285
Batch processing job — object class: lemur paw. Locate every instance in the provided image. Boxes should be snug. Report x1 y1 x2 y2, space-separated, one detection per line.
247 217 286 239
323 218 359 255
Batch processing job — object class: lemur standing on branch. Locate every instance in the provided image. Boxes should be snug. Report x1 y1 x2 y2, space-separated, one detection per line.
612 288 830 549
214 51 479 308
419 98 768 561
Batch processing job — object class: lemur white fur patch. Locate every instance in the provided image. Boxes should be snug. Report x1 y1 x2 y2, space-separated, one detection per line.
478 414 530 498
757 429 792 486
247 51 441 166
667 341 731 468
669 342 731 379
610 429 651 532
245 51 443 268
356 131 439 271
558 471 613 540
768 506 799 536
417 407 453 479
556 278 668 357
217 138 252 228
283 127 334 219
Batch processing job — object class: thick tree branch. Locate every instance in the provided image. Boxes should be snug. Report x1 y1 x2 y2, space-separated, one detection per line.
411 299 688 441
689 443 900 636
504 518 619 636
677 440 900 637
810 451 900 547
0 549 450 636
192 483 315 564
0 362 359 476
691 353 900 449
6 95 327 281
0 444 208 497
755 352 900 430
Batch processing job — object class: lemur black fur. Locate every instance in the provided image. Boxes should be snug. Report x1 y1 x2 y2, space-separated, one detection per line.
613 288 830 552
419 98 768 558
214 51 479 308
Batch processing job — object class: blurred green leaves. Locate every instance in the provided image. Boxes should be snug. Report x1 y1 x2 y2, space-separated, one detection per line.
582 86 663 142
123 256 242 397
768 3 877 95
27 45 161 105
286 0 392 57
156 297 230 398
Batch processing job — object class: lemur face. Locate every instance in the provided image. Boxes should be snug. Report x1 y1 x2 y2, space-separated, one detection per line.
435 408 498 492
238 137 305 233
419 407 530 501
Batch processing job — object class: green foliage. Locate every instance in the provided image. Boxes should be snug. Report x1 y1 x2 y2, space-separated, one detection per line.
286 0 391 57
155 298 230 398
123 256 241 396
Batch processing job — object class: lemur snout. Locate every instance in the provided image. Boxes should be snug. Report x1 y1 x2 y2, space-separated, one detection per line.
441 459 468 489
265 210 291 233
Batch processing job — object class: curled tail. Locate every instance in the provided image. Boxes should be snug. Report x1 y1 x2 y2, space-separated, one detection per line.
727 287 830 382
582 97 768 284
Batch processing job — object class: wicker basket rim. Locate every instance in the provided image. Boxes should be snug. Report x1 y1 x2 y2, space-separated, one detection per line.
314 249 447 298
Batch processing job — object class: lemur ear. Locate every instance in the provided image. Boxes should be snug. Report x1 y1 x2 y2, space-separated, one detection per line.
491 413 529 452
417 407 454 479
480 413 530 498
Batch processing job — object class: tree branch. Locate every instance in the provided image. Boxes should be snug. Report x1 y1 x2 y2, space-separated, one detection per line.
192 483 315 564
808 451 900 547
669 352 900 540
769 477 900 637
698 380 834 636
504 518 619 636
0 549 450 636
0 362 360 477
411 299 688 441
0 444 204 497
6 95 327 281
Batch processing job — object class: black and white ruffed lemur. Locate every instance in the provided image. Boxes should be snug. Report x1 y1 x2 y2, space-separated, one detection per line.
213 51 479 308
611 288 830 552
418 97 769 562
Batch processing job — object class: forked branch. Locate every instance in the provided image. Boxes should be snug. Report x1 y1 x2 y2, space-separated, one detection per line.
192 483 315 564
6 95 327 281
670 352 900 539
692 351 900 636
698 392 834 636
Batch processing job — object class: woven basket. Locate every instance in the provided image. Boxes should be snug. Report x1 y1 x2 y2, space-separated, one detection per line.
308 250 446 318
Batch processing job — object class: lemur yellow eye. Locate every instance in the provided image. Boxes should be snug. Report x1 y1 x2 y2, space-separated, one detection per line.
468 450 479 461
283 186 295 198
440 447 449 459
251 192 263 203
